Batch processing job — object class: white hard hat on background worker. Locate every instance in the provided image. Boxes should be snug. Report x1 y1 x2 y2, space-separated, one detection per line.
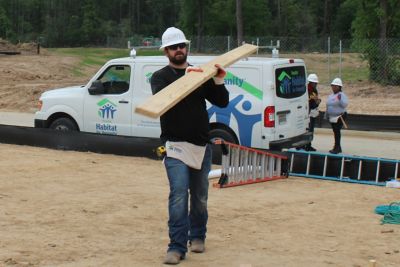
307 73 319 83
159 27 190 50
331 77 343 87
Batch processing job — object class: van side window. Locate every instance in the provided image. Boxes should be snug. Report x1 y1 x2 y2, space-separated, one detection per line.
275 66 306 98
98 65 131 94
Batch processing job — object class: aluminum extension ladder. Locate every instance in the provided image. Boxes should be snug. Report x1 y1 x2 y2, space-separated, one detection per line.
213 140 288 188
288 149 400 186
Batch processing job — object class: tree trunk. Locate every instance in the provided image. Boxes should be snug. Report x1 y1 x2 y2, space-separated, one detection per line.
236 0 243 47
379 0 387 40
276 0 281 36
196 0 204 52
322 0 330 37
379 0 388 82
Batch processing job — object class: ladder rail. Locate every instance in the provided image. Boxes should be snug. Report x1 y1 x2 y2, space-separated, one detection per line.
213 140 288 188
375 160 380 184
340 157 345 179
288 149 400 186
357 160 362 180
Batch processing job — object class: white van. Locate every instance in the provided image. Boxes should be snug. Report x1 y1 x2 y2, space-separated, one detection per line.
35 55 312 151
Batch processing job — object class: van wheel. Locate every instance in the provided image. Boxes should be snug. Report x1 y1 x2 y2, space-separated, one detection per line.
49 118 78 131
209 128 238 165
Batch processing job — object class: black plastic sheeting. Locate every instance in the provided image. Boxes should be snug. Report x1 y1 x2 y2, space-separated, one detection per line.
0 124 162 160
0 112 399 162
317 112 400 132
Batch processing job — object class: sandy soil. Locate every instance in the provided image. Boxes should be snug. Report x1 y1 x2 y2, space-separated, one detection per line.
0 143 399 267
0 50 400 267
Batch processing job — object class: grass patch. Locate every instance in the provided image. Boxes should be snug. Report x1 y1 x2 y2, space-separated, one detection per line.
342 66 370 82
48 47 163 77
282 52 370 84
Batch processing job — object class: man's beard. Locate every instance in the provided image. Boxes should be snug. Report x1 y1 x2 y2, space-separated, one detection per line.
168 52 187 65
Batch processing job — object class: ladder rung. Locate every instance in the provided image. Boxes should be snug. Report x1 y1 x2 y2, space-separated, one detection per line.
213 140 287 188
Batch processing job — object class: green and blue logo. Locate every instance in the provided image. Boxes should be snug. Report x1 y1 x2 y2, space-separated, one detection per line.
97 98 117 119
278 71 291 94
145 72 153 83
224 72 263 100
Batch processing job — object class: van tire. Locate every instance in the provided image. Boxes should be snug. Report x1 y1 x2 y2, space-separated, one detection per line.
209 128 238 165
49 117 78 131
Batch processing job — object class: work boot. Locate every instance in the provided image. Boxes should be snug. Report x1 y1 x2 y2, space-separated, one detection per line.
190 239 205 253
329 146 342 154
305 145 316 152
163 251 184 265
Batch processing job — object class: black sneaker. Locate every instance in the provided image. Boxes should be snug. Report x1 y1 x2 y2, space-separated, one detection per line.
307 146 317 152
329 147 342 154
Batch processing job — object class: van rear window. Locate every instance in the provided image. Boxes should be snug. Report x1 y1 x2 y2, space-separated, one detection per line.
275 66 306 98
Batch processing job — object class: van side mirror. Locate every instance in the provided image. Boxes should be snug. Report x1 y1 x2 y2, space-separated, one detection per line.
88 80 105 95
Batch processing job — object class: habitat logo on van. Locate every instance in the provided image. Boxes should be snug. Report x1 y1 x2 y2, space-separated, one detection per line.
96 98 117 134
225 72 263 100
97 98 117 119
277 70 305 94
209 72 263 147
145 72 152 83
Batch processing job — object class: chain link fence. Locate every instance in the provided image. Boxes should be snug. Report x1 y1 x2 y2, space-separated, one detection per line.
102 35 400 86
29 35 396 86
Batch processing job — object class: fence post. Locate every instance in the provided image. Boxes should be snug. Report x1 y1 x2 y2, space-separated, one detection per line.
227 36 231 51
256 38 259 55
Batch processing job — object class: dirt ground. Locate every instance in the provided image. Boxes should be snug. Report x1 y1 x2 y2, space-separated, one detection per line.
0 50 400 267
0 52 400 115
0 143 399 267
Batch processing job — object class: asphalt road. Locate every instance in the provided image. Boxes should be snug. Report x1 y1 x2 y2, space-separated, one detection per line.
0 112 399 160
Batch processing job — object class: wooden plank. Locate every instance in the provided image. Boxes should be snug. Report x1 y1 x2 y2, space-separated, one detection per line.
135 44 258 118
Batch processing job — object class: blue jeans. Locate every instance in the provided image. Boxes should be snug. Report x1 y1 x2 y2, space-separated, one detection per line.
164 144 212 255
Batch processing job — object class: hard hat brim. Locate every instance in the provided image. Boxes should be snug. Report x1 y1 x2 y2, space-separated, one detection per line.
159 40 190 50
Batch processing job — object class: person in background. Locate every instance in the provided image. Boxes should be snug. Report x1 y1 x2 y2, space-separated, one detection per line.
150 27 229 265
325 77 348 154
305 73 321 151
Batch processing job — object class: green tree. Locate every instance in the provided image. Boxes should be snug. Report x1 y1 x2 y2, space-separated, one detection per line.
352 0 400 84
332 0 358 39
82 0 102 44
242 0 272 36
0 5 11 39
352 0 400 38
206 0 236 36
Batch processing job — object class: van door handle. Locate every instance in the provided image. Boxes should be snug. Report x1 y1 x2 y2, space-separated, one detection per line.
297 105 302 109
277 110 290 115
119 100 129 104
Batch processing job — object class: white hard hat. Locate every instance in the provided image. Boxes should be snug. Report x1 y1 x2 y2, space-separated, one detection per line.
307 73 319 83
160 27 190 50
331 77 343 87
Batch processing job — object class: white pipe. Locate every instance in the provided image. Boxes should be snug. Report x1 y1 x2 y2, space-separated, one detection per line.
208 169 222 179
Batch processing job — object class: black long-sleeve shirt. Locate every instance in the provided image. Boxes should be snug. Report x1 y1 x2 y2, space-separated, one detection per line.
150 65 229 146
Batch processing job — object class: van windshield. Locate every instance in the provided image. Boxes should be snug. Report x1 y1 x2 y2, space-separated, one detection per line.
275 66 306 98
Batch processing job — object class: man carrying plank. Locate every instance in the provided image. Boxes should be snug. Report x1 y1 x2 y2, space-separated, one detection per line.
150 27 229 265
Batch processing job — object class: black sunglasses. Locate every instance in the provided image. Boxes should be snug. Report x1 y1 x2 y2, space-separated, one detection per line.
168 43 187 50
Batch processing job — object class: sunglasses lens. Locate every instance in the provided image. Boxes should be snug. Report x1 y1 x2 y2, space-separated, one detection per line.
169 43 186 50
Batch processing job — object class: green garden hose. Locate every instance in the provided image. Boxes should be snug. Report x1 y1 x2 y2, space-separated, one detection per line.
381 202 400 225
